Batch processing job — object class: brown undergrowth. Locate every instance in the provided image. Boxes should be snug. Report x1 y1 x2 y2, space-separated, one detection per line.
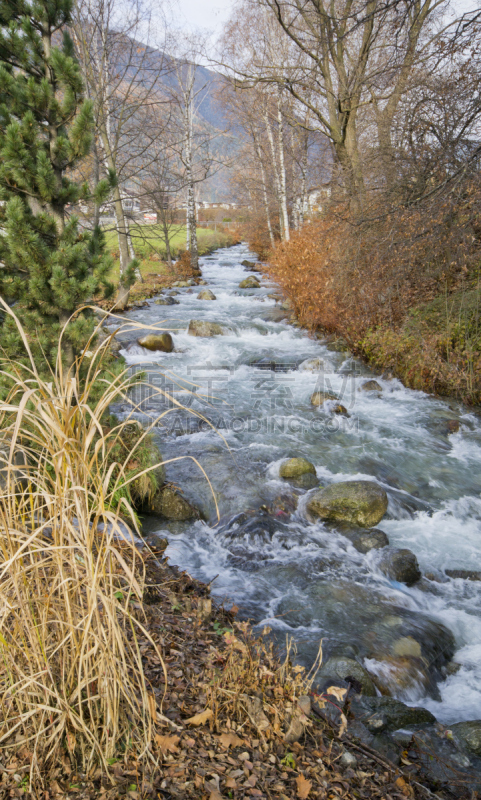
0 537 441 799
263 186 481 404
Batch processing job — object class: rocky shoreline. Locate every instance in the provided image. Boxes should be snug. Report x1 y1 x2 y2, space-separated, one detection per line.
108 248 481 795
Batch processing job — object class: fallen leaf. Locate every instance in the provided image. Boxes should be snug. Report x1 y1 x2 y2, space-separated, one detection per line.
209 791 223 800
219 732 244 749
186 708 213 726
339 711 348 737
326 685 348 703
225 777 237 788
154 734 180 754
296 773 312 798
223 631 247 652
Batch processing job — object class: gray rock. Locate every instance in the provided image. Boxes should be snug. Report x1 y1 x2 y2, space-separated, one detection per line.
360 380 382 392
343 528 390 553
187 320 226 337
359 697 436 733
450 720 481 756
241 259 257 268
445 569 481 581
339 751 357 768
197 289 216 300
379 548 421 586
319 655 377 697
154 296 179 305
307 481 388 528
138 333 174 352
279 457 316 479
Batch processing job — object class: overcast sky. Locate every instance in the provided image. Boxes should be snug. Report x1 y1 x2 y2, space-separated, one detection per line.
172 0 235 34
171 0 478 33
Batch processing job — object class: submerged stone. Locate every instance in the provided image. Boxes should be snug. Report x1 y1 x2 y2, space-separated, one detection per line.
378 548 421 586
310 391 338 406
450 721 481 757
360 380 382 392
197 289 216 300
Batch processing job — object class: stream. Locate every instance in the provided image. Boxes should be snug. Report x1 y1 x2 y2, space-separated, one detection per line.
114 243 481 729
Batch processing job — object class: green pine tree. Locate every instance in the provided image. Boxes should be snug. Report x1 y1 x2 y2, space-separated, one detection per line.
0 0 114 378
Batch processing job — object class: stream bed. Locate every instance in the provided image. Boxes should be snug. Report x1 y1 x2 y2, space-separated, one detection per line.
114 243 481 731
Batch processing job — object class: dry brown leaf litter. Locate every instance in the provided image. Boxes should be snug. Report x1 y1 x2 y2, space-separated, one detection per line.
0 543 473 800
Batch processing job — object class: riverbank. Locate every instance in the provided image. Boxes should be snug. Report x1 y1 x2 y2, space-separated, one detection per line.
1 536 472 799
263 219 481 406
98 227 242 308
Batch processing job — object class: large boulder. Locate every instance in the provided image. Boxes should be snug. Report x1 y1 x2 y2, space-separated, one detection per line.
279 457 316 479
197 289 216 300
239 276 260 289
310 391 338 406
307 481 388 528
138 333 174 352
187 320 226 337
151 487 200 521
450 721 481 757
378 548 421 586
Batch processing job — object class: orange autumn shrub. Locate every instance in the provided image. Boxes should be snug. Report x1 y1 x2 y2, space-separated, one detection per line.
266 185 481 403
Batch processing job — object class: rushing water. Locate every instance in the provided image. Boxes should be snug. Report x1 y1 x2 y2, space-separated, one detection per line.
116 243 481 726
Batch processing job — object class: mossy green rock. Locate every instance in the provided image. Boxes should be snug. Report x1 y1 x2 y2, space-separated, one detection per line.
307 480 388 527
239 277 260 289
197 289 216 300
187 320 226 337
138 333 174 352
154 487 200 521
279 457 316 479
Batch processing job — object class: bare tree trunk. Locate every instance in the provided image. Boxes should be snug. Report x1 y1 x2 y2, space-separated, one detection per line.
184 96 198 271
276 87 290 241
160 206 173 266
253 132 275 247
263 107 284 238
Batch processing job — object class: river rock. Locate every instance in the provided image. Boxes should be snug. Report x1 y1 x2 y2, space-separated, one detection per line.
168 290 180 296
332 403 349 416
378 548 421 586
307 481 388 527
197 289 216 300
241 259 257 269
279 457 316 479
343 528 390 553
138 333 174 352
310 391 338 406
187 320 226 337
239 276 260 289
445 419 460 434
352 696 436 733
445 569 481 581
152 487 200 521
299 358 324 371
318 656 377 697
450 721 481 756
155 296 179 305
360 380 382 392
173 280 190 287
